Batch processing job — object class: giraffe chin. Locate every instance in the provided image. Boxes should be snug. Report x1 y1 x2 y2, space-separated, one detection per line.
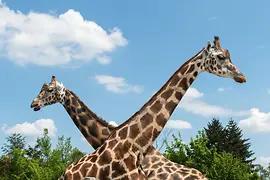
33 106 41 111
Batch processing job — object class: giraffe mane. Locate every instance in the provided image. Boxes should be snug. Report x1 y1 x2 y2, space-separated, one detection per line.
67 89 116 130
107 47 205 138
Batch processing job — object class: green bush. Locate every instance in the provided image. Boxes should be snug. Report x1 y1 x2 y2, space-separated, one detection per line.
0 129 86 180
164 130 260 180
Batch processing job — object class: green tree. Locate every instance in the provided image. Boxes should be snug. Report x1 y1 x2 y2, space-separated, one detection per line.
164 132 188 164
164 130 214 174
224 119 255 165
204 118 255 166
1 133 26 155
36 128 52 162
0 155 10 179
56 135 73 164
164 130 260 180
254 164 270 180
0 133 32 180
70 147 85 163
204 118 226 152
207 152 259 180
185 130 216 174
0 148 33 180
0 129 86 180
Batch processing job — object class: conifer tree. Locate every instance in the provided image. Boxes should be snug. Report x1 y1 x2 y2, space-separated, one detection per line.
204 118 226 152
204 118 255 165
224 119 255 164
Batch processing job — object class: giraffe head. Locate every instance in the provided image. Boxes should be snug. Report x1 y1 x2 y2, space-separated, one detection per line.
202 36 246 83
30 76 66 111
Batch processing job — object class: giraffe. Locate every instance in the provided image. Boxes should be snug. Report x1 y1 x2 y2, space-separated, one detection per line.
58 36 246 180
30 76 207 179
47 36 247 179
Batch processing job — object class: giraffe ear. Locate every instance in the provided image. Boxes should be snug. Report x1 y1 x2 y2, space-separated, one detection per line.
51 76 56 85
206 41 212 51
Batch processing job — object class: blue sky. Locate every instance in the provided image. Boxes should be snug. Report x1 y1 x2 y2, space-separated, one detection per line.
1 0 270 167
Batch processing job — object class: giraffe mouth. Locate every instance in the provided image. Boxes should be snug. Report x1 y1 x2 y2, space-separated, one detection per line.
234 75 247 83
30 99 41 111
33 105 41 111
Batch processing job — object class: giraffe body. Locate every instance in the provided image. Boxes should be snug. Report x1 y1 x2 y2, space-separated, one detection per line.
31 36 246 180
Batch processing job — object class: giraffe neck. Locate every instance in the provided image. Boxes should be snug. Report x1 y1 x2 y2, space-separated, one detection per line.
111 48 206 155
61 89 115 149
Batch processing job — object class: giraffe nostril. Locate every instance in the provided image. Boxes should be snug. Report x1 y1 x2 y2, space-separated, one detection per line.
30 98 40 109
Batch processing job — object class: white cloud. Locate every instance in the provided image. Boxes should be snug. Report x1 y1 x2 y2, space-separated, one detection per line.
93 75 143 94
239 108 270 133
109 121 118 127
217 88 225 92
256 156 270 167
267 89 270 95
1 119 57 137
183 87 204 102
96 55 112 65
217 87 232 92
0 2 127 66
178 88 249 117
165 120 192 129
0 124 7 131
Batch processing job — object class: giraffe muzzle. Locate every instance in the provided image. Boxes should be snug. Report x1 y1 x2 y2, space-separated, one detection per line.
233 74 247 83
30 99 41 111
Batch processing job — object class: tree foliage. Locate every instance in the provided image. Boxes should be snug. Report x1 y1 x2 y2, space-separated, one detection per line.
0 128 86 180
204 118 226 152
1 133 26 155
164 130 260 180
254 164 270 180
204 118 255 165
0 120 268 180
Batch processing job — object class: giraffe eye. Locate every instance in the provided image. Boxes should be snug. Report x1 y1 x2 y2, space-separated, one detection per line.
47 88 53 92
217 54 226 60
